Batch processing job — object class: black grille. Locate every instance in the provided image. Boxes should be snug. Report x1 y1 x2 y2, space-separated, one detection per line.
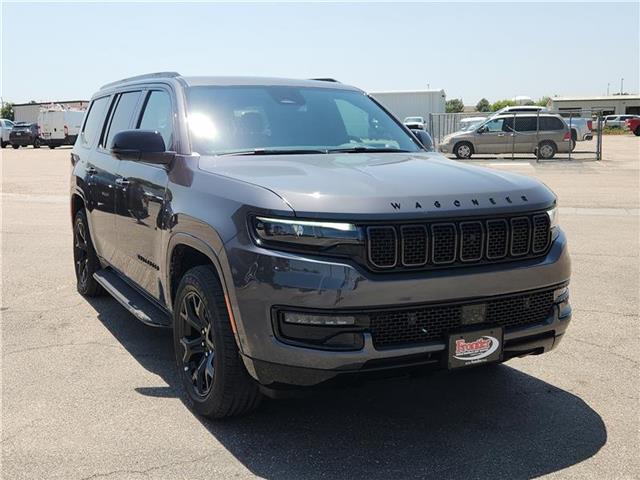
369 286 557 348
510 217 531 256
401 225 428 266
365 212 551 271
367 227 397 268
460 222 484 261
486 219 508 259
532 214 551 253
431 224 456 264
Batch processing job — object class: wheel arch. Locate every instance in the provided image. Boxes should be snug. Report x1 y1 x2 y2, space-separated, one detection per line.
166 232 245 352
70 191 86 225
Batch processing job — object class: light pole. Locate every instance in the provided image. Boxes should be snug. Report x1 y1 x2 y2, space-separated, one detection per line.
620 78 624 95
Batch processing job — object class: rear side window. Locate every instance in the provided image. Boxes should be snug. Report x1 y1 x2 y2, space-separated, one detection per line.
514 117 537 132
540 117 565 131
137 90 173 149
80 96 110 147
103 91 141 149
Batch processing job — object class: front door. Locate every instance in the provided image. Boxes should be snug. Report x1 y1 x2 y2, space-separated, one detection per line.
474 117 509 154
114 89 174 302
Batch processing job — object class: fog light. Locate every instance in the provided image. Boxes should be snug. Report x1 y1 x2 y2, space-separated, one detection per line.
282 312 357 326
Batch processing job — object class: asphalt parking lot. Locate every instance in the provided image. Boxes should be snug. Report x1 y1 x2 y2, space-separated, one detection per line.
2 135 639 480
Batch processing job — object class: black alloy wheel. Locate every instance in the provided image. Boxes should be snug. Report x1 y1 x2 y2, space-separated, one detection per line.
173 266 261 418
73 209 102 296
179 291 216 398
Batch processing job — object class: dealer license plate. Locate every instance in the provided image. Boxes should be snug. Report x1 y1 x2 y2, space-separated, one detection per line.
448 327 503 369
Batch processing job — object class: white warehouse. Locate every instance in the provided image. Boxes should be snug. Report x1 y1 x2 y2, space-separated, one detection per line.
369 89 446 123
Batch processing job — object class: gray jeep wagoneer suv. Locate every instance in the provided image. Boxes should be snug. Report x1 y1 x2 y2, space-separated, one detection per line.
70 73 571 418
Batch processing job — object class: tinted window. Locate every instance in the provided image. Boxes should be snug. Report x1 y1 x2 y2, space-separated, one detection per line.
137 90 173 148
103 91 141 148
186 86 421 155
540 117 565 131
514 117 538 132
80 96 110 147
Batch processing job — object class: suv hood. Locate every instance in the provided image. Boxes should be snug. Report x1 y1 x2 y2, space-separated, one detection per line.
199 152 555 219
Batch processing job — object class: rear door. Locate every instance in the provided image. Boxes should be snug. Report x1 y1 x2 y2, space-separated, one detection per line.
113 88 174 301
88 91 143 263
512 116 538 153
75 95 116 262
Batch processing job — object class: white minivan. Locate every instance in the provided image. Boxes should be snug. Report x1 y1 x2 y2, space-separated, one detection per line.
38 106 85 148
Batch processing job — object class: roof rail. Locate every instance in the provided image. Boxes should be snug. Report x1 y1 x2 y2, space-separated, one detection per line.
309 78 340 83
100 72 181 90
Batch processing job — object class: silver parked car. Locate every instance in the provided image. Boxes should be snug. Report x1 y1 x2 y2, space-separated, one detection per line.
439 113 572 159
1 118 14 148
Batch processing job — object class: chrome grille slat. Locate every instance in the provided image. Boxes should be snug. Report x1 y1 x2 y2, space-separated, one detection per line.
365 212 551 271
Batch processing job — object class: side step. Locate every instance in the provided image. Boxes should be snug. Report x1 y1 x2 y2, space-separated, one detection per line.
93 269 171 328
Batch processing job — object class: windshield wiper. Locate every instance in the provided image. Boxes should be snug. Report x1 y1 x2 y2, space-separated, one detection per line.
218 148 328 156
327 146 411 153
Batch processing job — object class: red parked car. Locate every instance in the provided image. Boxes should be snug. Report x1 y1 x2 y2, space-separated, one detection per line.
624 117 640 136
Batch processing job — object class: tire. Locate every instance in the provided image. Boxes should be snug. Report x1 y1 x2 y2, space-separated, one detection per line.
453 142 473 159
173 266 262 419
634 127 640 137
1 141 6 148
570 139 576 151
33 138 41 149
73 209 103 296
537 141 557 160
12 144 19 149
49 144 57 149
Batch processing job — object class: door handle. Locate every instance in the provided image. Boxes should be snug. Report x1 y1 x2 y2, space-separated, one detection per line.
497 133 505 137
115 178 130 187
86 166 97 175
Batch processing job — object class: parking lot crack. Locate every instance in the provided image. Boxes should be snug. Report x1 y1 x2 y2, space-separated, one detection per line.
79 454 215 480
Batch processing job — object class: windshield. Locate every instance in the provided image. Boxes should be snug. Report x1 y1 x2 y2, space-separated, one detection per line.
187 86 421 155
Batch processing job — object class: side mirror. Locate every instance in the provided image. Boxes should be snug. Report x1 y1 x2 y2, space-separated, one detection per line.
412 129 434 151
110 130 174 165
476 126 486 134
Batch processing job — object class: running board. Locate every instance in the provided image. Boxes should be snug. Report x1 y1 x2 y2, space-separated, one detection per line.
93 269 171 328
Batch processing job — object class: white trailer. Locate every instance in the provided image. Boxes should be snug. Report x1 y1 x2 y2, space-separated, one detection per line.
369 89 446 129
38 106 85 148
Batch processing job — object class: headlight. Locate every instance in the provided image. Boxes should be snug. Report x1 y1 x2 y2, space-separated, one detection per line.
252 216 363 250
547 205 559 229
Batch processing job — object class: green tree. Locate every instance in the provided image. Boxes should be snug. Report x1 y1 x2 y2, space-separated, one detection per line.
446 98 464 113
0 102 14 120
536 96 551 107
475 98 491 112
490 99 517 112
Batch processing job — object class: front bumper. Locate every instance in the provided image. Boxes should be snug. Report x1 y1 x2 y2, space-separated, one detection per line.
223 230 571 387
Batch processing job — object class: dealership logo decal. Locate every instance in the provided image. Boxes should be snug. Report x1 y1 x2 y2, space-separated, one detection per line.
389 195 528 211
454 336 500 361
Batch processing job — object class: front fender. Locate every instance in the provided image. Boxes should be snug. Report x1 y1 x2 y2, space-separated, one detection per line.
165 225 250 354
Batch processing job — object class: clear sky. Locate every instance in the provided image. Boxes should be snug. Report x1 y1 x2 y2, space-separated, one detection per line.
2 1 638 105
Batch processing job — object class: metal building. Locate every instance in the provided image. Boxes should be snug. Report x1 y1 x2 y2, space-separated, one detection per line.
369 89 446 123
549 95 640 116
12 100 89 123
